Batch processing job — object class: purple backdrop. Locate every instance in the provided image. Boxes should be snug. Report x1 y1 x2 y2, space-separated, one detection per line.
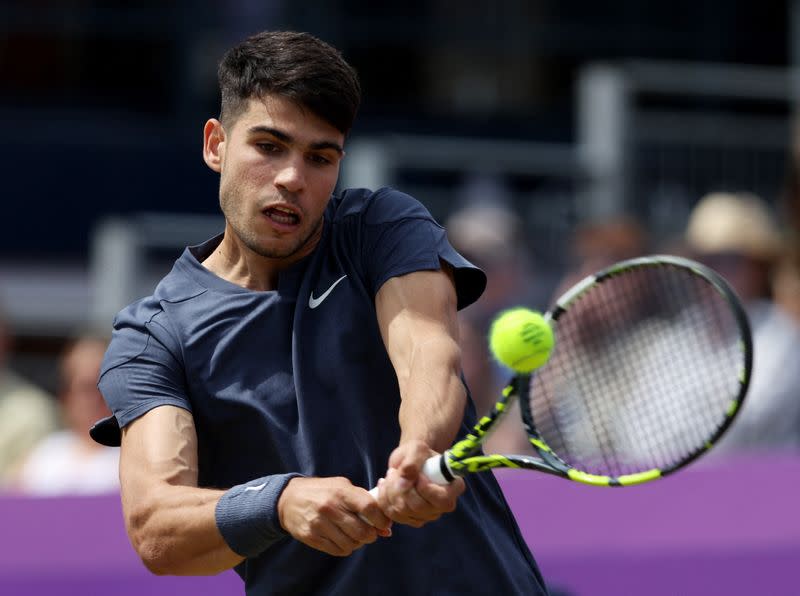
501 454 800 596
2 454 798 595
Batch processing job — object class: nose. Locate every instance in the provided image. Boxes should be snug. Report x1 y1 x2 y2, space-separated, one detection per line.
274 156 305 194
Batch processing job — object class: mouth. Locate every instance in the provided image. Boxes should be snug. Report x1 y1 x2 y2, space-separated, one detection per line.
262 204 301 227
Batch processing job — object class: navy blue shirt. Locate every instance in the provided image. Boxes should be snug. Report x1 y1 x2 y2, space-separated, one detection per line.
99 187 547 595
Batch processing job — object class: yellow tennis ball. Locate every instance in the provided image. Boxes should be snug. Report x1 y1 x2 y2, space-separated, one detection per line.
488 308 554 373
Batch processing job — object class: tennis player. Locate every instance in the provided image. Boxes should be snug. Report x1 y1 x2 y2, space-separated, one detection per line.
95 30 547 595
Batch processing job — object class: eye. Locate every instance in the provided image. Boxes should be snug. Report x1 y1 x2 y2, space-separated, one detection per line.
256 142 282 154
307 153 332 166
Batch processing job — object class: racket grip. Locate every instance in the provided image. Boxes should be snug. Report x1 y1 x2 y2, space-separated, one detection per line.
421 454 452 485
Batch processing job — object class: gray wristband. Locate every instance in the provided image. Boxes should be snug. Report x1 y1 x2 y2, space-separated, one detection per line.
215 473 302 558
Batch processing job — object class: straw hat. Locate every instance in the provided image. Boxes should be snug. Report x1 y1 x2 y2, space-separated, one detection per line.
685 192 782 260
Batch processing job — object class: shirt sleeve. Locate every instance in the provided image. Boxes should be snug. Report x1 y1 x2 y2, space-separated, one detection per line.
98 303 191 430
360 187 487 310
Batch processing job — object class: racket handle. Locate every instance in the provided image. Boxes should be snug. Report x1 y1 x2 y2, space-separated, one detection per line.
422 454 453 484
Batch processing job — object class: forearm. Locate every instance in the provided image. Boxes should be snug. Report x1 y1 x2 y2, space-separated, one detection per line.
374 268 468 525
119 406 286 576
396 334 465 452
376 267 466 453
379 333 467 526
125 484 241 576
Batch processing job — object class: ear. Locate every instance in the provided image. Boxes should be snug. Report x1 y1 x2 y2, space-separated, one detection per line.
203 118 225 173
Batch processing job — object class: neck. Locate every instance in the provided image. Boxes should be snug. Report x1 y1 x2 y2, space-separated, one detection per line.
201 228 281 291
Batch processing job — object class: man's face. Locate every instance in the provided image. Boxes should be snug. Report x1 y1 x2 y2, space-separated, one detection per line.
206 95 345 262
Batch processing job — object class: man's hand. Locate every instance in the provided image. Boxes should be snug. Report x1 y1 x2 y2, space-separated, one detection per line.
376 440 465 527
278 477 392 557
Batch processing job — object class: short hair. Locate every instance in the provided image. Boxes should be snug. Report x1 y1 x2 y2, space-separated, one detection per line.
217 31 361 134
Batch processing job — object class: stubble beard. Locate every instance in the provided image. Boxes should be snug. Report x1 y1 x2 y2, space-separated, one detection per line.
220 191 323 260
239 214 323 260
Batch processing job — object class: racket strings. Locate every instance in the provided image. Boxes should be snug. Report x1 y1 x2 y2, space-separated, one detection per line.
530 264 743 477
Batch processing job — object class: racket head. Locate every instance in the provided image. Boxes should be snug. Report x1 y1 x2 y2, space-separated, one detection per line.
520 255 752 486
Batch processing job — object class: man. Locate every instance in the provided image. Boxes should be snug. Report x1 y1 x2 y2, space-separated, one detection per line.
685 192 800 453
17 335 118 495
95 31 547 594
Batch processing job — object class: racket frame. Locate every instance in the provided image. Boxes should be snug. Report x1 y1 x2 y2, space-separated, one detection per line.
434 255 753 487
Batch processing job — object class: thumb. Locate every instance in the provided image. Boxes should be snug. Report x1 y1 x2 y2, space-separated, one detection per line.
388 441 433 484
386 466 414 492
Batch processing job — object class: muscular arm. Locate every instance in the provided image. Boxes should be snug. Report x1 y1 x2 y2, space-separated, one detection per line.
120 405 242 575
374 263 467 525
376 264 466 451
120 406 392 571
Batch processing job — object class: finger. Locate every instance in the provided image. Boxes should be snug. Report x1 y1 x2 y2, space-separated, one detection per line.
381 495 429 527
415 475 464 512
379 484 435 527
353 489 393 534
382 466 416 498
345 485 394 538
312 517 363 556
387 439 430 473
383 474 465 526
335 510 381 545
313 535 356 558
393 485 440 521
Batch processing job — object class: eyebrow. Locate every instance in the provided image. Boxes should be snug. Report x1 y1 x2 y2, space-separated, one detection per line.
247 125 344 155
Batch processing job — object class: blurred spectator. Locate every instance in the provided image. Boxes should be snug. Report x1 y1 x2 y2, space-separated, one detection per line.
685 192 800 453
0 310 58 487
772 241 800 323
446 181 540 325
548 214 650 353
685 192 780 307
14 335 119 495
555 214 649 296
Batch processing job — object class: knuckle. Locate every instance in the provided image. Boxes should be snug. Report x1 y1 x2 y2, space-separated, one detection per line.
308 517 327 533
318 499 338 516
410 438 425 450
332 477 350 489
350 525 368 541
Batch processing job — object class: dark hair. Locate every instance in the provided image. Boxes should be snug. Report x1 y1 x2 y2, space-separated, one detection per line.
217 31 361 134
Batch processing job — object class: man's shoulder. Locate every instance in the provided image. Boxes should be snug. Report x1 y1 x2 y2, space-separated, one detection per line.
117 251 207 319
152 257 208 305
330 187 436 226
111 253 208 356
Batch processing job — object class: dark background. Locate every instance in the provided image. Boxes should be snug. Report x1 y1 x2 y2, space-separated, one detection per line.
0 0 791 259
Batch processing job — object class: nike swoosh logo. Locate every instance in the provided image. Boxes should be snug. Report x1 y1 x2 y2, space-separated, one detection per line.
309 275 347 309
244 482 267 492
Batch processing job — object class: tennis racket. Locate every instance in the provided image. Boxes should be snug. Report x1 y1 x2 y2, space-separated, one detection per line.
420 254 752 487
